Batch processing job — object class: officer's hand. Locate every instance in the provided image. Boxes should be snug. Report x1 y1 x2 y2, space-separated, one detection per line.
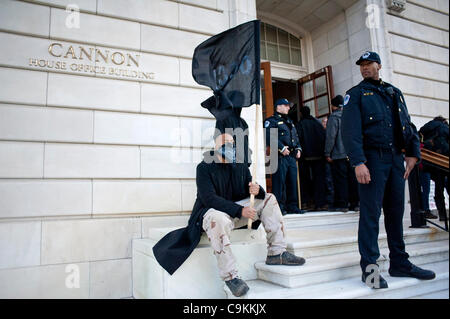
249 182 259 196
404 157 418 180
282 149 290 156
296 150 301 159
326 156 333 163
242 206 257 221
355 164 371 184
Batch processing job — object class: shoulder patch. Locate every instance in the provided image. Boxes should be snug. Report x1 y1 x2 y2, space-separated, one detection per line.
343 94 350 106
264 120 270 128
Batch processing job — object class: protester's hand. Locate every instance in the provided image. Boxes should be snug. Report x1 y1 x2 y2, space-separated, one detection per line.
355 164 371 184
242 206 257 221
404 157 418 180
282 148 290 156
296 150 301 159
249 182 259 196
326 156 333 163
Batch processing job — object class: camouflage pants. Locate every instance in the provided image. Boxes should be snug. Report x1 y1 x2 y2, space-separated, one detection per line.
202 192 287 281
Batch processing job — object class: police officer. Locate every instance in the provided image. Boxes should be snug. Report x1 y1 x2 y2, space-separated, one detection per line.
341 51 436 289
265 98 304 215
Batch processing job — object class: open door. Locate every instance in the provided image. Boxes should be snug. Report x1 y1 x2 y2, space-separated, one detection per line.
261 61 274 192
298 66 334 119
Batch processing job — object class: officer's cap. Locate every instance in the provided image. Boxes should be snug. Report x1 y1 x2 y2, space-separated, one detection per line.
331 95 344 108
356 51 381 65
274 98 290 107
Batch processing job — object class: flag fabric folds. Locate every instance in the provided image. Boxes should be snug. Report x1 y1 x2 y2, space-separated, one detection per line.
192 20 261 115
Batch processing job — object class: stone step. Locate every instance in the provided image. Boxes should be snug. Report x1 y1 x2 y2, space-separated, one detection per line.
132 227 268 299
285 221 449 259
283 211 360 228
254 240 449 288
225 260 449 299
409 289 450 299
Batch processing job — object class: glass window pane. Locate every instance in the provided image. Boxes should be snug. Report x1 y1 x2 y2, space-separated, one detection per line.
317 95 330 117
304 100 315 112
291 48 302 66
279 45 290 64
267 43 279 62
315 75 327 95
278 29 289 46
302 81 314 100
289 34 301 48
266 24 277 43
261 41 267 60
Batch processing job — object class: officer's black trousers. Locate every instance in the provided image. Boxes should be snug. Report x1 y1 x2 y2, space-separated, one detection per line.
331 159 359 208
358 149 410 272
430 171 449 220
272 155 299 212
299 159 327 208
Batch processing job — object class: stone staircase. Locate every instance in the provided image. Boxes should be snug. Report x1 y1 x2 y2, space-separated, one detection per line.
225 212 449 299
132 211 449 299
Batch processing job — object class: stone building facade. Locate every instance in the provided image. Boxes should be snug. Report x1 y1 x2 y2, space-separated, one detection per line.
0 0 447 298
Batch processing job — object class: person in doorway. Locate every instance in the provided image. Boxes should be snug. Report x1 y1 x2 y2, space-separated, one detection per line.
341 51 435 289
153 133 306 297
325 95 359 212
264 98 304 215
296 106 327 211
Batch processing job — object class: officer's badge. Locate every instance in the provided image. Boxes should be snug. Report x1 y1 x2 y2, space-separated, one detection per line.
264 120 270 128
362 52 370 59
343 94 350 106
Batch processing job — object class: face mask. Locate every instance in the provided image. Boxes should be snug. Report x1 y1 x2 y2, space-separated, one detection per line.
218 142 236 164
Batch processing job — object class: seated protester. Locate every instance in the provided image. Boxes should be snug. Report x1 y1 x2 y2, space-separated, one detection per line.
153 133 306 297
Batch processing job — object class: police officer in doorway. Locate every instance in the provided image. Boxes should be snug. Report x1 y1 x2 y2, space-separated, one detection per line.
265 98 304 215
341 51 436 289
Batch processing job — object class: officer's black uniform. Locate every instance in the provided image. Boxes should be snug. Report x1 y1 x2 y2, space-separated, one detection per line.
341 52 421 275
265 99 303 214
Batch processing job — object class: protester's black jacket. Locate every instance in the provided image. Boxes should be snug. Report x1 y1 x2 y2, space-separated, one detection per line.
152 150 265 275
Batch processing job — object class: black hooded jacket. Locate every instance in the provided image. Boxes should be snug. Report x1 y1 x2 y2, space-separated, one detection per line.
152 150 265 275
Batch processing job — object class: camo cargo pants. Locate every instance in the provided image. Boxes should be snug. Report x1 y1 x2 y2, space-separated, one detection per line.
202 192 287 281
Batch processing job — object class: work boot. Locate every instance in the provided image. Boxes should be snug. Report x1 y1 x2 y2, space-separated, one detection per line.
225 278 249 297
266 251 305 266
389 263 436 280
361 271 388 289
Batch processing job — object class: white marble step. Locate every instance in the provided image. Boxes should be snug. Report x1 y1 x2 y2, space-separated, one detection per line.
285 221 449 258
409 289 450 299
255 240 449 288
225 260 449 299
283 211 360 228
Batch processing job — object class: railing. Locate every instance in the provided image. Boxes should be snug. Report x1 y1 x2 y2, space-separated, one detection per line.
409 149 449 232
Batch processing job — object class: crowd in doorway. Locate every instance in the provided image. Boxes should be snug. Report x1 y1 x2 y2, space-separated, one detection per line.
294 96 360 213
279 97 449 217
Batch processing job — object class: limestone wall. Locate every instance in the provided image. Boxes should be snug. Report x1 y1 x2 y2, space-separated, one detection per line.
0 0 262 298
386 0 449 128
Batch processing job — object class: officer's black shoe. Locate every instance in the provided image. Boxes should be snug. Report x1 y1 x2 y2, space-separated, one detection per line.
424 210 437 219
331 207 349 213
266 251 306 266
349 206 360 212
225 278 249 297
389 264 436 280
361 272 389 289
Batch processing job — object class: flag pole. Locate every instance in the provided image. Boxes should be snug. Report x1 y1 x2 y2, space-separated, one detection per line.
248 103 260 229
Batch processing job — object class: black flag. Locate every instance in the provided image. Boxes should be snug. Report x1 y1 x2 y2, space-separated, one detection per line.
192 20 261 116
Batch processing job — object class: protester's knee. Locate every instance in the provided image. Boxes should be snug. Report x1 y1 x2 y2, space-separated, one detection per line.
203 210 233 233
